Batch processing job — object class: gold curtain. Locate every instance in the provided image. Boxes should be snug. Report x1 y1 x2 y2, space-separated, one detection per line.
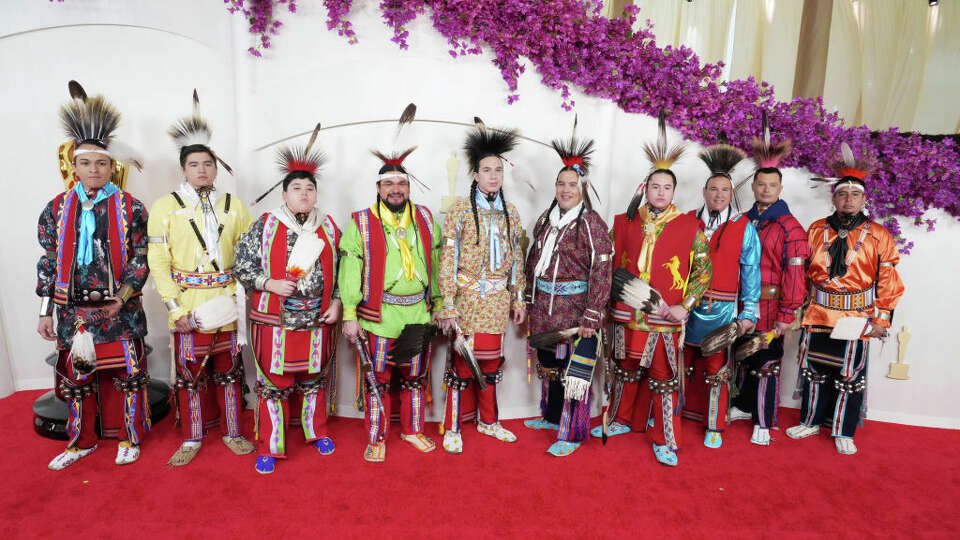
632 0 736 66
616 0 959 133
729 0 804 102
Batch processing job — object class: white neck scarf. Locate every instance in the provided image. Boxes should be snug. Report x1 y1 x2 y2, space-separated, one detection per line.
274 204 321 235
534 202 582 278
698 205 732 239
273 205 325 294
178 181 224 271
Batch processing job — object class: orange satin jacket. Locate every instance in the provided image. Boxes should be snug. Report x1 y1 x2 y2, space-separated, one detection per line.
803 217 904 329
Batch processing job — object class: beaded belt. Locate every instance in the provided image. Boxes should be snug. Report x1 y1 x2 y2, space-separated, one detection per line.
701 288 738 302
283 297 323 311
813 285 874 310
382 290 426 306
172 268 234 289
536 278 588 296
457 273 507 296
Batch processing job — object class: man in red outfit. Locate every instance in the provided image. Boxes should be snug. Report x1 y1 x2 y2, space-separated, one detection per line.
728 123 809 446
682 144 760 450
593 112 712 466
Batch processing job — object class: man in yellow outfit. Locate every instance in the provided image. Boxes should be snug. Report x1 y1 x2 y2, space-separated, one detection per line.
147 104 254 466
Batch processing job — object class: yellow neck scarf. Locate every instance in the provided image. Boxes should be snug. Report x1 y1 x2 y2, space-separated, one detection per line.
635 203 681 280
375 202 416 281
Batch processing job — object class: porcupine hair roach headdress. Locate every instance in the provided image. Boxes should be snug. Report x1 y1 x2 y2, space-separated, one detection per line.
626 108 687 220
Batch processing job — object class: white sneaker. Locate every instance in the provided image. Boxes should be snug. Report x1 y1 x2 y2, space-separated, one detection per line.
750 425 771 446
728 406 752 423
835 437 858 455
477 421 517 443
115 442 141 465
48 445 97 471
443 430 463 454
785 424 820 440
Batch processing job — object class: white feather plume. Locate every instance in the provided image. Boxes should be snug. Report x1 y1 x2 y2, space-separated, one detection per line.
841 142 855 168
106 139 144 171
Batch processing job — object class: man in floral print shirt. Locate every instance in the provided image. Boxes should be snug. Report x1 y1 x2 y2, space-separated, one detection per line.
38 86 150 470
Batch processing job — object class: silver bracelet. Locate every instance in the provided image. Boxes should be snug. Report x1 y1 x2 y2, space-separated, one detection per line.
255 275 269 290
39 296 53 317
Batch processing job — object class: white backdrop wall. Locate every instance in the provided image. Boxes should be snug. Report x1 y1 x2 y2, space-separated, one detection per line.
1 1 956 429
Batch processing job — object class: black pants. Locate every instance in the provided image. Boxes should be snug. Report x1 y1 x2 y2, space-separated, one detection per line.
797 331 868 438
537 348 567 424
732 336 784 429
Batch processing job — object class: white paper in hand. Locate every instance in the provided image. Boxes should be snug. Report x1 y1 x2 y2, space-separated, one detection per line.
831 317 869 340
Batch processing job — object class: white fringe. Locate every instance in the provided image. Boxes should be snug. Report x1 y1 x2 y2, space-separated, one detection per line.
563 376 590 402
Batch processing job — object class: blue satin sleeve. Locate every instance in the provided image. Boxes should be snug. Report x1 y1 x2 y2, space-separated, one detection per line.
737 222 761 322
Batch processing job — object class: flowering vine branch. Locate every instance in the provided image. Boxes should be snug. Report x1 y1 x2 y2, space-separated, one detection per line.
53 0 959 253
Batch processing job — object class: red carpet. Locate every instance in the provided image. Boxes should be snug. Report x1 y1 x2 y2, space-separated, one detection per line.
2 389 958 538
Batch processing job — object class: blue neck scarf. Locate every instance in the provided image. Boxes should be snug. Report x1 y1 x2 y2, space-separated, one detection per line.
75 182 119 266
475 190 505 272
747 199 790 225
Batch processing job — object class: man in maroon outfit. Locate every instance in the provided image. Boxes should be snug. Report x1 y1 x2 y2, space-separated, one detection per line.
729 124 809 445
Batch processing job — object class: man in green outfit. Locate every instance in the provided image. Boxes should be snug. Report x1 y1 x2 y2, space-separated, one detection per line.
338 148 443 463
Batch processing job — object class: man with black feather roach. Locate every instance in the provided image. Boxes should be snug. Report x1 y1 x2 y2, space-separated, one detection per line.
437 123 527 453
523 131 612 457
786 142 904 456
681 143 761 450
39 81 150 470
235 130 342 474
727 113 809 447
148 91 255 466
338 147 443 463
593 110 712 467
